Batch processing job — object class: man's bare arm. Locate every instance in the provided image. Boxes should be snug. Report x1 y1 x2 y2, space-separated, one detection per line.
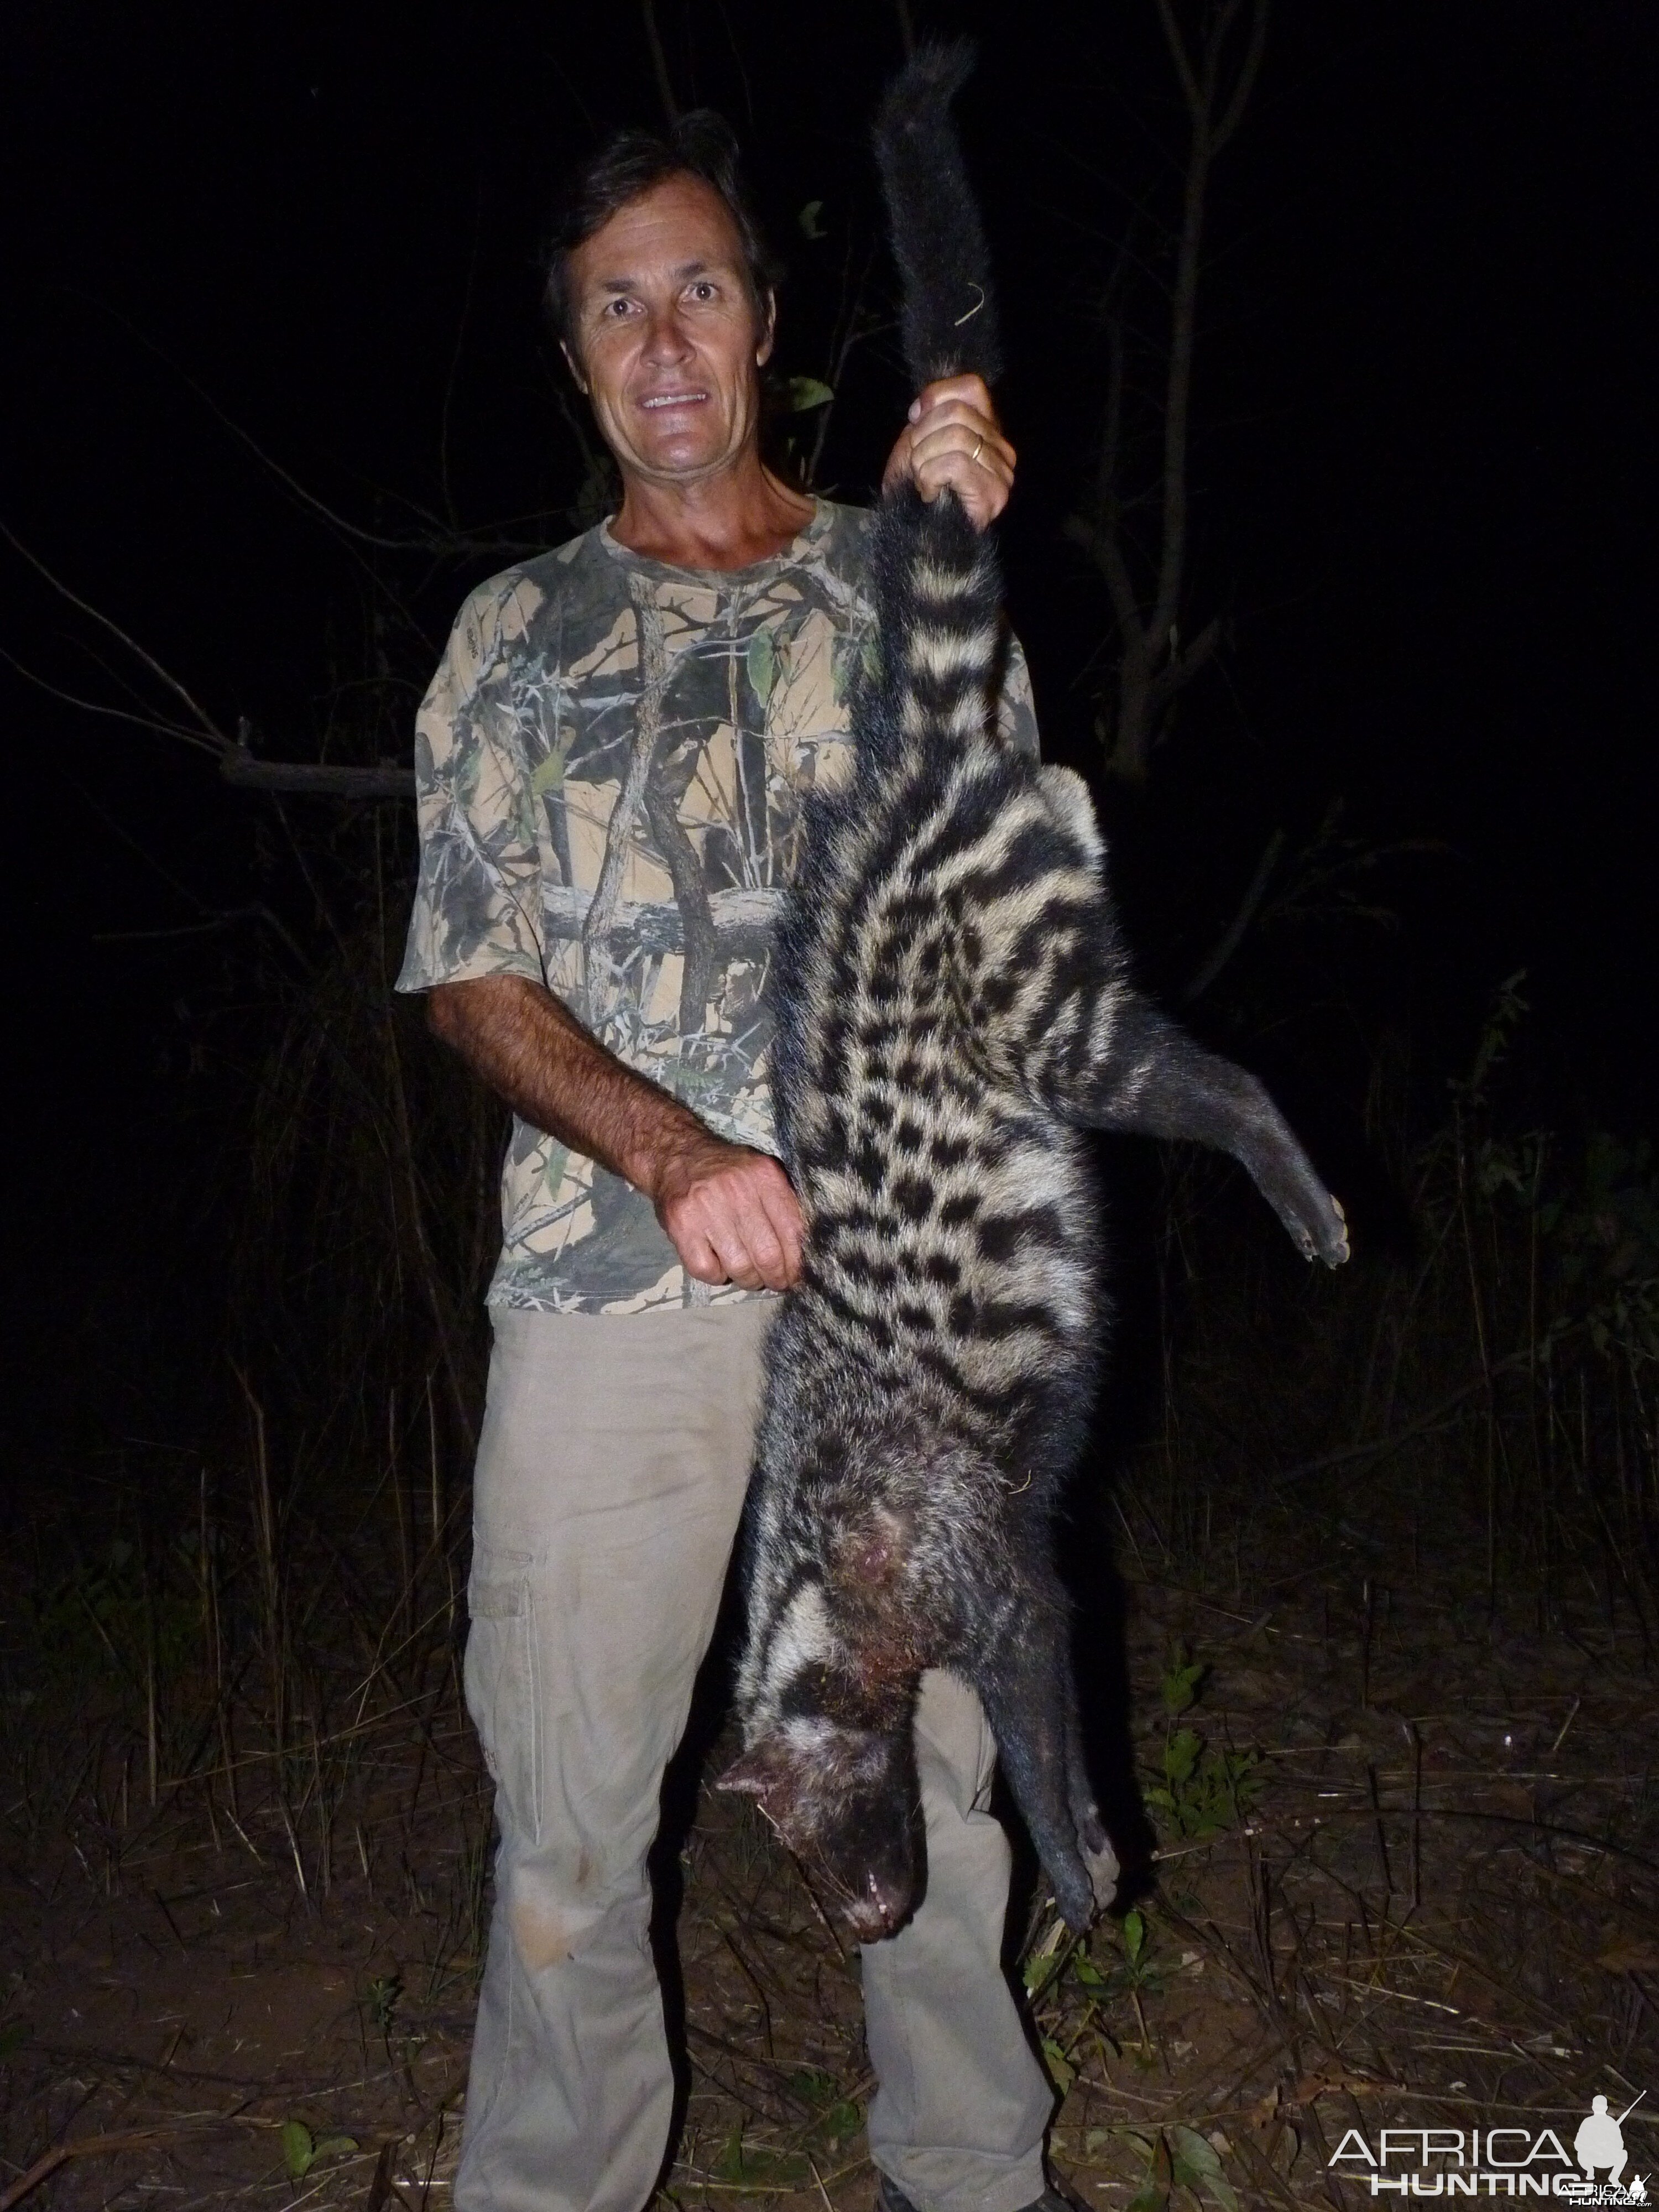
426 974 803 1292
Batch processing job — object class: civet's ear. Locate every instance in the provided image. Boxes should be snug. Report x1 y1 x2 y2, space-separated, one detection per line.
835 1504 915 1590
715 1735 803 1816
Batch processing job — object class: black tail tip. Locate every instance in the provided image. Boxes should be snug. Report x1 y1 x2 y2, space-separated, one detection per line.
872 36 1002 389
874 37 978 141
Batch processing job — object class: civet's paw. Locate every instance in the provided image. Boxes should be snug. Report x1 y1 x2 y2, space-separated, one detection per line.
1288 1184 1350 1269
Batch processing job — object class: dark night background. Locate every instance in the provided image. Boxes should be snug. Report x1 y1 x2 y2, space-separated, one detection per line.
2 1 1654 1474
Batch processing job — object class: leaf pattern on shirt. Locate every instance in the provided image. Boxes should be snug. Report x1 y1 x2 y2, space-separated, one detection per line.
399 499 1040 1314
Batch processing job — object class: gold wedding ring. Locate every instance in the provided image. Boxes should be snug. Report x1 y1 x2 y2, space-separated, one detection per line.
971 434 985 467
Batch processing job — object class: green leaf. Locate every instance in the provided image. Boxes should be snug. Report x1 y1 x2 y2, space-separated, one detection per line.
746 625 780 707
1122 1908 1146 1964
1171 2125 1239 2212
1021 1914 1068 1990
797 199 828 239
785 376 834 413
817 2099 862 2147
1040 2034 1076 2095
1073 1955 1106 1989
280 2120 315 2179
1164 1728 1201 1787
1160 1643 1204 1716
1161 1663 1203 1716
1126 2131 1174 2212
313 2135 359 2161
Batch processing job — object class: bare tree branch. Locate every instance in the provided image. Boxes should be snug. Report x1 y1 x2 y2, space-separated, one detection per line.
1149 609 1221 709
1155 6 1254 652
1180 823 1285 1001
438 193 483 529
1213 0 1271 152
1061 514 1146 672
92 902 311 968
221 743 415 801
2 520 415 800
1080 0 1270 783
1154 0 1205 115
641 0 679 127
805 237 886 491
0 515 227 744
72 293 555 561
0 646 221 755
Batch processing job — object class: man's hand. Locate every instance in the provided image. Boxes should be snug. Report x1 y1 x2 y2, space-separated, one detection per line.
648 1129 805 1293
427 974 806 1292
881 373 1014 531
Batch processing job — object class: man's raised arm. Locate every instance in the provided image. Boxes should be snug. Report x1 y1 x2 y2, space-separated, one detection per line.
426 975 804 1293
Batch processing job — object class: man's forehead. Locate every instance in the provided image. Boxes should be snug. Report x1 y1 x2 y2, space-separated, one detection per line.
572 176 745 291
592 255 731 296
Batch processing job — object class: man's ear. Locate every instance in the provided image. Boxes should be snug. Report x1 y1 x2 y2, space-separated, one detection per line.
560 340 588 397
754 289 778 370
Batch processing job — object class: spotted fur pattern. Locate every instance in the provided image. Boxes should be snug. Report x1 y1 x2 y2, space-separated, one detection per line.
718 46 1349 1943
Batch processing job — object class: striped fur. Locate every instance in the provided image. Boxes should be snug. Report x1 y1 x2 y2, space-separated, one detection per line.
719 49 1348 1943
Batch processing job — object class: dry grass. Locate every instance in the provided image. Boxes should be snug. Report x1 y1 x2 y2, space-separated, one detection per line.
3 946 1655 2209
5 1459 1655 2212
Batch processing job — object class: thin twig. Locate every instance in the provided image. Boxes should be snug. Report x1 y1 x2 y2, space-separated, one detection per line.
0 2114 279 2212
0 517 226 743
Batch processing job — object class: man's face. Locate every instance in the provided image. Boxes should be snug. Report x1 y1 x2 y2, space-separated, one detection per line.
564 174 773 487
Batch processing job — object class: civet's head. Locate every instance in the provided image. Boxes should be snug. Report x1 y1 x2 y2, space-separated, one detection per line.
718 1694 923 1942
720 1486 948 1940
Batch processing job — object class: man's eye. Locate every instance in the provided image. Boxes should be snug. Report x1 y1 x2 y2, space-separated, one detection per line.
689 281 717 302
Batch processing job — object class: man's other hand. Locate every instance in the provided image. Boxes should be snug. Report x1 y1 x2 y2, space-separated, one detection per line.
881 374 1014 531
649 1131 805 1292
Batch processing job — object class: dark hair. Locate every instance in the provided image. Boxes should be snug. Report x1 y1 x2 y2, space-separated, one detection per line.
544 109 784 356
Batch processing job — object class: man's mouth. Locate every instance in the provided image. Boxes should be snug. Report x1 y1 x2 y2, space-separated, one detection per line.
639 389 709 411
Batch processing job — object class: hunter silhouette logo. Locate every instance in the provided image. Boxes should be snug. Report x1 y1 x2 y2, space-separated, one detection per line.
1328 2089 1648 2198
1574 2096 1646 2201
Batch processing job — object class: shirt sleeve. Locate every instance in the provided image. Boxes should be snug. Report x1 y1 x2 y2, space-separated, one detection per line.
997 629 1042 761
395 578 549 995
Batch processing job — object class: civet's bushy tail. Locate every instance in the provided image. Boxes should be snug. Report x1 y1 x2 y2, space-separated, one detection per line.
873 40 1002 387
724 46 1348 1946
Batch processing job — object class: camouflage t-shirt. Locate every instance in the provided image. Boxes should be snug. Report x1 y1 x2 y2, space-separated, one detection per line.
397 498 1039 1315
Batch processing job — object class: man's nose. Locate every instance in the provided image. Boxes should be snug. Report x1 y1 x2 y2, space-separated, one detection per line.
641 306 694 365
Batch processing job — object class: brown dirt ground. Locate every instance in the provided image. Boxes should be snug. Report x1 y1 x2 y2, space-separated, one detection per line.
3 1540 1657 2211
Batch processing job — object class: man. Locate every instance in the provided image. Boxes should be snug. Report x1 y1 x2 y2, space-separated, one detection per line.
399 108 1070 2212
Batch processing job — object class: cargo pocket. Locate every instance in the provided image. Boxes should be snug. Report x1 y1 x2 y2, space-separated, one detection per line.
465 1554 540 1845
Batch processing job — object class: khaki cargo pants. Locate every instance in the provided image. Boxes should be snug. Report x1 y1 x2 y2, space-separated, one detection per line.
457 1303 1052 2212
